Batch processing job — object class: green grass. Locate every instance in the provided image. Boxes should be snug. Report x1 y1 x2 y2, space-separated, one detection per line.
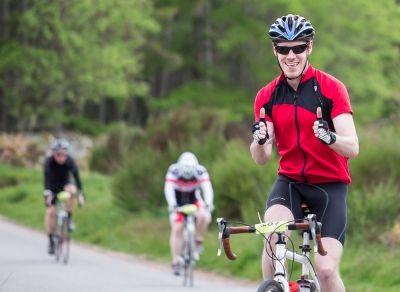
1 163 400 290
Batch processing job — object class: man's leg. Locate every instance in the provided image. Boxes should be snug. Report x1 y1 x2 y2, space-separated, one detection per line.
65 184 76 213
194 208 208 240
194 207 209 255
45 205 56 254
262 204 294 280
170 220 183 275
64 184 76 231
314 238 345 292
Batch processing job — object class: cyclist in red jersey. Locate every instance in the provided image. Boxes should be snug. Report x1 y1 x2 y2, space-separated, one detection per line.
250 14 359 292
164 152 214 275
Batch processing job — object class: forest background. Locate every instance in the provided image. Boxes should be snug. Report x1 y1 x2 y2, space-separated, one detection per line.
1 1 400 291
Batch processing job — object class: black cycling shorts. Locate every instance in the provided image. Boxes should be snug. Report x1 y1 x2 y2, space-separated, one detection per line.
49 180 73 205
266 175 348 245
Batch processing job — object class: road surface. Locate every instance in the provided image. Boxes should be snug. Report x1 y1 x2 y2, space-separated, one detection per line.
0 217 259 292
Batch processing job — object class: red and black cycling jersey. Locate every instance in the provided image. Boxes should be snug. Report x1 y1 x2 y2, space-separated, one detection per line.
254 63 353 184
164 164 213 207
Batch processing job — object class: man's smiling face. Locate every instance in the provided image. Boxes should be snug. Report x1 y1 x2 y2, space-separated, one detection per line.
273 40 313 79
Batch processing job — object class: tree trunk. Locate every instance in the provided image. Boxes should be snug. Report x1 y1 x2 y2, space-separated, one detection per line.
98 96 107 125
0 0 10 132
128 95 136 125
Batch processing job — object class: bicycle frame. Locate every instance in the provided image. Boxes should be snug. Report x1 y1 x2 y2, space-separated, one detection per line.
217 213 327 292
54 191 71 264
176 204 198 287
272 230 320 291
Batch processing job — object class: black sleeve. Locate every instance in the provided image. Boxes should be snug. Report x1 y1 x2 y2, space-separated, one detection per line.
44 157 52 190
68 156 83 191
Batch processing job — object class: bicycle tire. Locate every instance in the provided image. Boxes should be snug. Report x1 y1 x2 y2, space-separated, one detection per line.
61 218 70 264
310 282 317 292
55 219 64 262
257 279 284 292
182 228 195 287
55 217 70 264
55 233 62 262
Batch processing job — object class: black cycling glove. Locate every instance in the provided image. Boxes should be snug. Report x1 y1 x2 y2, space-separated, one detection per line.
316 117 336 145
252 117 269 145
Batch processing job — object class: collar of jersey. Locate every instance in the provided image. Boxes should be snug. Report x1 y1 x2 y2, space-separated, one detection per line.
278 62 315 84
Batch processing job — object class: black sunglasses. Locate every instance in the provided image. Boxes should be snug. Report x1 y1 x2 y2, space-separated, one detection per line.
274 43 309 55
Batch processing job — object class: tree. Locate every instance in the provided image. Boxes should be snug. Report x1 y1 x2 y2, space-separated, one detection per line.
0 0 159 131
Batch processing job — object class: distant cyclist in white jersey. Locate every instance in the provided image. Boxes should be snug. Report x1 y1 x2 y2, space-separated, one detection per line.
164 152 214 276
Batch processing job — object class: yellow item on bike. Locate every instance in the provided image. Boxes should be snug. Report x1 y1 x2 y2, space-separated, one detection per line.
58 191 71 201
181 204 197 215
255 221 287 234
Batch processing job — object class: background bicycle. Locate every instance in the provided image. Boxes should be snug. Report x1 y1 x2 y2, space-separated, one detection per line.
175 204 199 287
216 205 327 292
53 191 84 265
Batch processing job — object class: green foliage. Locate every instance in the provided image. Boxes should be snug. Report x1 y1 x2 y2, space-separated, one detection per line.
0 0 159 131
89 123 143 174
349 126 400 188
63 116 107 136
149 81 254 122
109 106 228 212
347 178 400 242
210 139 279 223
112 147 166 212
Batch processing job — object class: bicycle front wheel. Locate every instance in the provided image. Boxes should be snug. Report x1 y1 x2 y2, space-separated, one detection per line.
55 217 70 264
182 229 195 287
257 279 284 292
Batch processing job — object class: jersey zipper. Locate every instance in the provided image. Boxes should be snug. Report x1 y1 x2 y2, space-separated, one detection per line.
293 92 308 183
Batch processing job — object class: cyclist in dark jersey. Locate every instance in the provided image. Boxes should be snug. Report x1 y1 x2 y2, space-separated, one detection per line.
250 14 359 292
43 138 84 254
164 152 214 275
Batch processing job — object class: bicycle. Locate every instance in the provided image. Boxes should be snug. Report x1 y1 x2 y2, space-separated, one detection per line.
175 204 199 287
216 204 327 292
53 191 71 264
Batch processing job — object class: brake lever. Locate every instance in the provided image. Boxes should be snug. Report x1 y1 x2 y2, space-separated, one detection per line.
216 218 227 256
307 214 318 253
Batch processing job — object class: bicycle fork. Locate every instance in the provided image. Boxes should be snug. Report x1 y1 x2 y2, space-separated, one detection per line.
273 232 320 292
184 216 196 262
273 234 290 292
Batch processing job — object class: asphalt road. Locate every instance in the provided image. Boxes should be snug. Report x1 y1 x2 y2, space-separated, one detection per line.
0 217 259 292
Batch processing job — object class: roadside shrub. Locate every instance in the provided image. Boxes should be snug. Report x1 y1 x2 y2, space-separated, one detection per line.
347 177 400 242
0 134 45 167
349 126 400 189
210 139 280 223
64 116 107 136
111 147 168 212
89 122 143 174
109 106 229 212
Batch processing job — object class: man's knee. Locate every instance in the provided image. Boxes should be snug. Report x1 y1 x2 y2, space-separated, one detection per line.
46 205 56 216
171 223 183 237
64 184 76 195
264 204 293 222
315 263 340 283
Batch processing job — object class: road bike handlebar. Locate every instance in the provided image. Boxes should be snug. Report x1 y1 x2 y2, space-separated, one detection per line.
216 215 327 261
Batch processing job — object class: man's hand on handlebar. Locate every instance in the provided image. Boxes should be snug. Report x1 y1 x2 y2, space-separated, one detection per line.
168 205 177 213
78 190 85 207
206 204 215 213
44 190 53 207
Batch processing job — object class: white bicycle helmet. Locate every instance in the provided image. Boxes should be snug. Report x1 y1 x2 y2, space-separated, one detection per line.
177 152 199 180
51 138 70 151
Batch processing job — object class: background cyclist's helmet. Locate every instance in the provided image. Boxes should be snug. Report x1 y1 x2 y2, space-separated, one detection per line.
177 152 199 180
51 138 70 151
269 14 315 43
